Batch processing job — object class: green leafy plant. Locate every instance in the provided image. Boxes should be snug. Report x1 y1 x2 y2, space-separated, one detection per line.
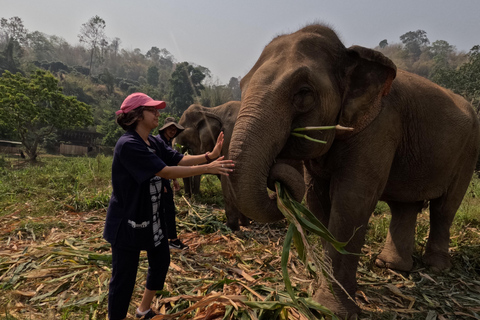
275 181 356 320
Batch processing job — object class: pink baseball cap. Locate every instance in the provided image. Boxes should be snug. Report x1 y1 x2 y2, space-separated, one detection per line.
116 92 166 115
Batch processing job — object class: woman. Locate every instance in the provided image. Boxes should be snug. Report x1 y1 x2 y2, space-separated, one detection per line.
104 92 234 320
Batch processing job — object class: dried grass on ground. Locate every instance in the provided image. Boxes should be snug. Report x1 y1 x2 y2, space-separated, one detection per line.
1 193 479 320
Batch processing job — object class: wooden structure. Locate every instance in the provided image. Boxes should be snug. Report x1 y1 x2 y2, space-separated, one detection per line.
0 140 23 155
57 130 103 156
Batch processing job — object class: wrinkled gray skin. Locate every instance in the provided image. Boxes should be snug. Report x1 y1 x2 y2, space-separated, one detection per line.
175 101 250 230
227 24 480 318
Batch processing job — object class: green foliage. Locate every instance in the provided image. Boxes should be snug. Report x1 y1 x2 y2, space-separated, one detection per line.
276 181 351 319
195 175 224 206
431 45 480 112
400 29 430 60
0 69 93 160
0 155 112 217
0 16 28 44
430 40 455 62
98 68 115 94
146 65 159 86
25 31 56 61
95 96 125 146
199 84 233 107
454 174 480 230
168 62 206 115
379 39 388 48
228 76 242 100
0 16 26 74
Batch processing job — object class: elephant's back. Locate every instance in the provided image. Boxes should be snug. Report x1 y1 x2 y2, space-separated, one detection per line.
392 69 474 117
382 70 480 201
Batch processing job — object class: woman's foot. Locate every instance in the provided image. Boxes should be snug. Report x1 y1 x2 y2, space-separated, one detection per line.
169 238 189 250
135 308 160 319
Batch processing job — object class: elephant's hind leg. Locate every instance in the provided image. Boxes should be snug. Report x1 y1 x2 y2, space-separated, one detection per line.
424 175 472 272
376 201 424 271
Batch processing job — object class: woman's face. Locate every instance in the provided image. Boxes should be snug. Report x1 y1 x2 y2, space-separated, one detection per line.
142 107 160 130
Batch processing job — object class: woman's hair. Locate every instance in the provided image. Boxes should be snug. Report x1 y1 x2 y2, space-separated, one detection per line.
116 107 145 130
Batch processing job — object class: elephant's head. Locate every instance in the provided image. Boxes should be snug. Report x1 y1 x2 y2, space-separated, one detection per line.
228 24 396 222
175 104 223 156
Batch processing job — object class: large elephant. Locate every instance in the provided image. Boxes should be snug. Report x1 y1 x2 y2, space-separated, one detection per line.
175 101 250 230
227 24 480 317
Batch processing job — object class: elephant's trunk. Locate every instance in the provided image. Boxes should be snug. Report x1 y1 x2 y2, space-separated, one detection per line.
228 96 305 223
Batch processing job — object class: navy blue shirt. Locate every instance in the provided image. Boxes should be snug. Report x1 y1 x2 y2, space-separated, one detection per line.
103 130 183 250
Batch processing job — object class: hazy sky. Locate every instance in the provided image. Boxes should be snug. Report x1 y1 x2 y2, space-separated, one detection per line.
2 0 479 84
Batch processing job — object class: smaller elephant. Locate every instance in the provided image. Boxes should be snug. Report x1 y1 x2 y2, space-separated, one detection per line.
175 101 249 230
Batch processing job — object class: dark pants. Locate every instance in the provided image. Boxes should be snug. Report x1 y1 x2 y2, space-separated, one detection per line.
163 185 177 240
108 239 170 320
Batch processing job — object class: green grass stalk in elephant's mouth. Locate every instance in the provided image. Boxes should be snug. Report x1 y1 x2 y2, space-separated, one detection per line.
291 125 354 144
275 181 359 319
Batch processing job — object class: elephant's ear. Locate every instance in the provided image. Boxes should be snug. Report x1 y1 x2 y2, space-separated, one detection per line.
337 45 397 137
198 111 223 152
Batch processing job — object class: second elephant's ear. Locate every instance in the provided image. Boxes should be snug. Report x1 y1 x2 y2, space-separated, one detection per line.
337 45 396 137
197 111 223 152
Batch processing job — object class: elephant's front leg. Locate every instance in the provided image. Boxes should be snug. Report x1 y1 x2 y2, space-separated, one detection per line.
313 181 376 317
313 137 396 317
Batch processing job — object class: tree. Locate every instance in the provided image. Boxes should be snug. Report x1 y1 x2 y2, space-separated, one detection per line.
199 84 233 107
168 62 206 114
0 16 28 72
146 46 161 62
99 68 115 94
0 70 93 160
432 45 480 113
429 40 455 67
228 77 242 100
147 65 159 86
78 15 107 76
430 40 454 58
379 39 388 48
400 30 430 59
0 16 28 44
110 37 121 58
25 31 55 61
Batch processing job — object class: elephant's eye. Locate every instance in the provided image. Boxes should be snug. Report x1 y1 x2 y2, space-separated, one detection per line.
293 87 315 113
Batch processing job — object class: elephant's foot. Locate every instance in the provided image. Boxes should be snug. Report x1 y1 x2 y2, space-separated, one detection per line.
239 214 251 227
314 287 360 319
422 250 451 272
375 250 413 272
226 219 240 231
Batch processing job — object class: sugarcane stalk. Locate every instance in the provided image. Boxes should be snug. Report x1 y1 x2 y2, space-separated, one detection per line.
292 125 354 132
290 133 327 144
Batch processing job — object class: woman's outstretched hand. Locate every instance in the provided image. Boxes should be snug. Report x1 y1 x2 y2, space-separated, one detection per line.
208 156 234 176
210 131 224 158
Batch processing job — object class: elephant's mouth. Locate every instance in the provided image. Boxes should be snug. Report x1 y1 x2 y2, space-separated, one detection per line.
266 160 305 204
262 126 353 205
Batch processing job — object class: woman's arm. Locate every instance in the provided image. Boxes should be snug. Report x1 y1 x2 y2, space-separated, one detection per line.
156 156 234 179
177 153 210 166
177 132 225 166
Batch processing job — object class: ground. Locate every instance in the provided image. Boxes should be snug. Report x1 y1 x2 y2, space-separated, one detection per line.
0 197 479 319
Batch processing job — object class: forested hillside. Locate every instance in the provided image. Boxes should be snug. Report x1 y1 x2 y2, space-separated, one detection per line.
0 16 479 152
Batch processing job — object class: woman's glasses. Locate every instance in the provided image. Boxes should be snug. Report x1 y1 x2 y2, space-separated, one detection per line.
143 107 159 115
